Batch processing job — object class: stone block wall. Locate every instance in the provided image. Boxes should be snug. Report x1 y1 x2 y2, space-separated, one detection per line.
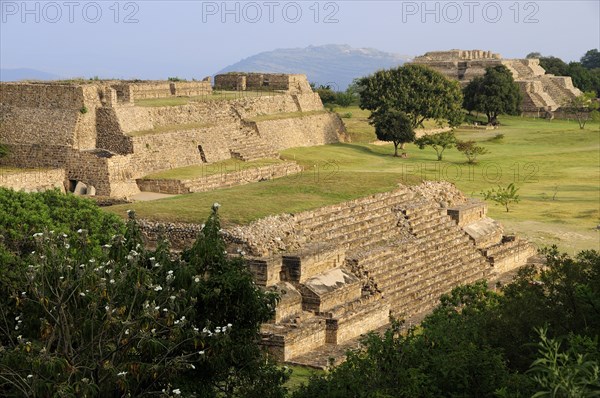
136 162 302 194
447 201 487 226
0 168 66 193
254 113 346 150
214 73 312 93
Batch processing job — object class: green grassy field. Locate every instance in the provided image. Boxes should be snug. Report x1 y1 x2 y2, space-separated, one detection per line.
106 107 599 252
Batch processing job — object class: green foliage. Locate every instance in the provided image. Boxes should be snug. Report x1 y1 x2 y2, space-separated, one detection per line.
314 85 336 104
79 106 88 114
334 91 355 107
357 64 464 130
539 54 600 94
482 183 520 212
527 52 543 59
539 56 570 76
564 91 600 129
414 131 456 161
456 140 490 164
528 328 600 398
340 112 353 119
371 109 415 157
0 191 288 397
463 65 522 125
167 77 186 82
0 143 9 159
581 49 600 70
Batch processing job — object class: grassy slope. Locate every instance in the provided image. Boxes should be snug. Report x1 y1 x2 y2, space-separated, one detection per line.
143 158 285 180
106 106 599 252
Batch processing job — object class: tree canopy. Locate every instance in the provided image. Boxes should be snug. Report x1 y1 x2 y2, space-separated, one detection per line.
371 109 415 157
463 65 522 125
357 64 463 155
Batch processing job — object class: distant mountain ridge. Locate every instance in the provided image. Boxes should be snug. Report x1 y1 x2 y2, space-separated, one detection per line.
0 68 61 82
216 44 412 90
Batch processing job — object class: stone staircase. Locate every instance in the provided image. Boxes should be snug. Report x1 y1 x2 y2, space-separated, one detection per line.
539 75 581 106
228 126 279 161
233 185 535 367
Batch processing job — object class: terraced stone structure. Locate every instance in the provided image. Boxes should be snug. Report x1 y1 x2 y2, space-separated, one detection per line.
220 182 535 368
0 74 346 196
411 49 581 116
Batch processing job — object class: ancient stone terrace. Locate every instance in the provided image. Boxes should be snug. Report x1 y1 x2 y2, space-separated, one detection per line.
212 181 536 368
0 74 347 197
411 49 581 115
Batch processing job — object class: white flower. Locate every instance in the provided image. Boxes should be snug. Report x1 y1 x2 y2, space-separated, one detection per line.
77 229 83 233
180 316 185 321
103 244 112 249
64 243 70 249
151 328 156 333
27 374 33 379
80 264 85 268
154 285 163 291
117 371 127 377
59 276 64 280
154 306 160 310
189 364 196 369
149 257 155 261
32 232 43 238
105 305 110 311
79 292 86 297
167 270 174 275
173 389 181 395
125 329 129 335
154 262 160 268
163 308 168 312
227 323 232 328
110 279 115 284
199 350 205 355
194 277 200 283
174 320 180 325
169 296 175 300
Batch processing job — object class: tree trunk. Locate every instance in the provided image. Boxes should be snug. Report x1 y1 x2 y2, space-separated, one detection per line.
394 142 399 157
400 142 406 150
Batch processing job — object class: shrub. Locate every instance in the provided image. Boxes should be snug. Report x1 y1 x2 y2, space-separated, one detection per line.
340 112 353 119
456 140 490 164
0 196 288 397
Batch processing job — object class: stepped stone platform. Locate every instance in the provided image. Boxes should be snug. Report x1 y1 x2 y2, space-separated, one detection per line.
216 181 536 368
0 74 347 197
411 49 581 116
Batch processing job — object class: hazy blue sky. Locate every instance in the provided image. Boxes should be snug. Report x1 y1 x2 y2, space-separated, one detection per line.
1 0 598 79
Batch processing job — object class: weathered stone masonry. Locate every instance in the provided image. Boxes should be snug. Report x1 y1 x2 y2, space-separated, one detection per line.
138 181 536 368
0 74 347 196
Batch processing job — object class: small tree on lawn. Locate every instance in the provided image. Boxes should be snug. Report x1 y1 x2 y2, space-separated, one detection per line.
564 91 599 129
371 109 415 157
456 140 490 164
482 183 520 212
414 131 456 161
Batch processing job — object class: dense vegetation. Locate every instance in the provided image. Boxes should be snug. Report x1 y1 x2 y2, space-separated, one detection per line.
527 49 600 95
0 190 288 397
293 247 600 397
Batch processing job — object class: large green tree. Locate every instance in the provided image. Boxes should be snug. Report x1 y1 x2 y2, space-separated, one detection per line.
463 65 522 125
581 49 600 70
371 109 415 156
357 64 464 155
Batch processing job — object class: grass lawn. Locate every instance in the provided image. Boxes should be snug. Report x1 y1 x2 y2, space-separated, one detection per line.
135 90 283 107
283 365 322 392
142 158 286 180
106 109 599 252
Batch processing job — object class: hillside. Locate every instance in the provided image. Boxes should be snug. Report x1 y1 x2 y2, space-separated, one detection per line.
216 44 411 90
